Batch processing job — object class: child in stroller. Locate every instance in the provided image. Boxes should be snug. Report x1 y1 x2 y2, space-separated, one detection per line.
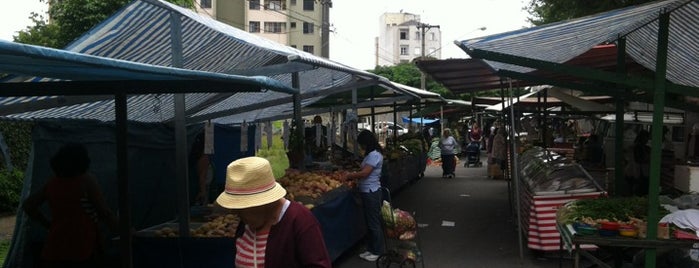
464 140 482 167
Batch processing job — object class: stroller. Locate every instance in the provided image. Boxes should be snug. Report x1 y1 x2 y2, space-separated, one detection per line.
463 141 482 167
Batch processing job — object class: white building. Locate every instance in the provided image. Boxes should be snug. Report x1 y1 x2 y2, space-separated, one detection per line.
195 0 331 57
377 12 442 66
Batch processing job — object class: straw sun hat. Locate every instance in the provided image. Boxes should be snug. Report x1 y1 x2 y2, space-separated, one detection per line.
216 157 286 209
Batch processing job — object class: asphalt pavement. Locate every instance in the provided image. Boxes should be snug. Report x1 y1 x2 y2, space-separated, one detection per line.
333 154 572 268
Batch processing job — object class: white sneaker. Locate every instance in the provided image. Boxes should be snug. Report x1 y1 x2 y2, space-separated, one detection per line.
361 253 380 262
358 251 372 258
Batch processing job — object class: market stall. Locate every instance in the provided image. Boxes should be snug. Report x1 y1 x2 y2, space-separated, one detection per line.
556 196 699 267
518 147 606 251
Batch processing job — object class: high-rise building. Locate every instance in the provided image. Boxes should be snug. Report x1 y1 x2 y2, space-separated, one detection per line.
195 0 331 58
376 12 441 66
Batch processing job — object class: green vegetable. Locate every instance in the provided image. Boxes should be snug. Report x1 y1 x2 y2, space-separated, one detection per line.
559 197 669 224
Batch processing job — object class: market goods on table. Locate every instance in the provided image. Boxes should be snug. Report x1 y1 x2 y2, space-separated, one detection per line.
278 169 351 209
141 213 240 238
557 197 672 239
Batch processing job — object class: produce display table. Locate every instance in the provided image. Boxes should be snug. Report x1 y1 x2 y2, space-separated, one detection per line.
383 154 423 193
556 222 697 268
311 187 367 261
132 189 367 267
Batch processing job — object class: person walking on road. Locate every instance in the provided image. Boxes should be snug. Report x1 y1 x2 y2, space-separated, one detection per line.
439 128 457 178
490 128 507 179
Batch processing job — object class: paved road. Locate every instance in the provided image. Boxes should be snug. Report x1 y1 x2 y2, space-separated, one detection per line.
333 155 571 268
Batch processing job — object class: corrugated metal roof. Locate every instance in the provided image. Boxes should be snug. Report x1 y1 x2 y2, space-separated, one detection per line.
457 0 698 88
2 0 423 123
417 45 648 94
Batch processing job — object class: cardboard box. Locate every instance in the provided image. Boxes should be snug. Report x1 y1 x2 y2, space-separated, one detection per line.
488 163 503 179
637 221 670 239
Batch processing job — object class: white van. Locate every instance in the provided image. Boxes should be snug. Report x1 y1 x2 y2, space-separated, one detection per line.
597 112 685 169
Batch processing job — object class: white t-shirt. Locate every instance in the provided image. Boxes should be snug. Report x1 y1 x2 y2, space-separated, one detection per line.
440 136 457 155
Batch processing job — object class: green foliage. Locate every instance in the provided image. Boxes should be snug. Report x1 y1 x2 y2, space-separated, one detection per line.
369 63 452 97
256 129 289 179
0 169 24 213
13 12 63 48
0 239 9 266
0 121 33 172
14 0 195 48
526 0 656 26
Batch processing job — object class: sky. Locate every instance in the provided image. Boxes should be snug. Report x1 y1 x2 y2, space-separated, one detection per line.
329 0 532 70
0 0 47 41
0 0 532 70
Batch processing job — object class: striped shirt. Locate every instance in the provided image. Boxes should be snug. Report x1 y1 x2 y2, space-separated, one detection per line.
235 200 290 268
235 226 269 268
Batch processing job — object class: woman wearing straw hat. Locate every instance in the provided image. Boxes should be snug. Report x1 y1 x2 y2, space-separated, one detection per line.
344 130 385 262
216 156 331 268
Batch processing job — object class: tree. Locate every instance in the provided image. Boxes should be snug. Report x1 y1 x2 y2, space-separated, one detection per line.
15 0 195 48
369 63 452 98
526 0 656 25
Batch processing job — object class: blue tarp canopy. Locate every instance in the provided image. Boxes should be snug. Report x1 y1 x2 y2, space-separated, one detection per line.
402 116 438 124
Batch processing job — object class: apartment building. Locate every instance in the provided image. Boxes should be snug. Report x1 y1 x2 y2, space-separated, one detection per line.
196 0 331 57
377 12 441 66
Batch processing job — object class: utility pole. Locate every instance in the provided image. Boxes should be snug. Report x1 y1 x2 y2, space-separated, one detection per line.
417 22 439 89
320 0 332 58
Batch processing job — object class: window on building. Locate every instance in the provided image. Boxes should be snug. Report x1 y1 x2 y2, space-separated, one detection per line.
264 22 286 33
200 0 211 8
303 0 314 10
414 47 421 56
291 0 297 5
399 29 408 40
249 0 260 9
291 45 297 48
266 0 285 10
430 32 436 41
303 45 314 54
249 21 261 33
415 32 421 40
290 22 296 28
400 45 408 55
303 22 314 34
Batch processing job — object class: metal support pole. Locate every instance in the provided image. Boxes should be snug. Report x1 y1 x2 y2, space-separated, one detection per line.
170 11 190 238
292 73 304 170
614 37 627 197
115 93 132 268
509 81 524 261
645 11 670 267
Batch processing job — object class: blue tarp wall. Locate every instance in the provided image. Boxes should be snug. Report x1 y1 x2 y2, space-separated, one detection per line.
4 120 255 268
402 117 439 125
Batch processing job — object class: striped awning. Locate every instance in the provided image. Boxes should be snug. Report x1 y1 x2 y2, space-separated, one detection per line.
1 0 421 123
457 0 699 89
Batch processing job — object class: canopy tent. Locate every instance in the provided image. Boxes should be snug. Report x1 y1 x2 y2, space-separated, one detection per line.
482 86 614 113
402 117 439 124
415 44 649 95
0 0 426 124
0 37 301 268
454 0 699 264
